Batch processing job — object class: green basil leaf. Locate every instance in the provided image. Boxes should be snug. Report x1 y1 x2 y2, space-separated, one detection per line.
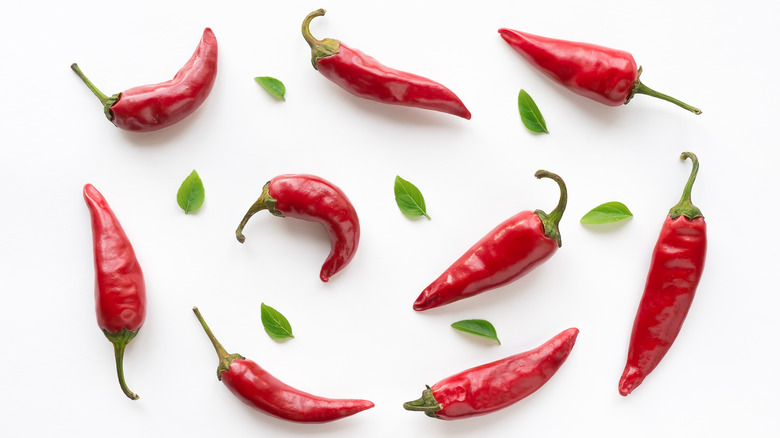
176 170 205 214
580 201 633 224
451 319 500 344
255 76 286 100
394 176 430 220
260 303 294 341
518 89 549 134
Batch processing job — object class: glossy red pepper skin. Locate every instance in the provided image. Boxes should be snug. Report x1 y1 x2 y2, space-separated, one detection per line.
84 184 146 400
71 28 218 132
222 359 374 423
404 328 578 420
236 174 360 282
302 9 471 119
619 152 706 396
498 28 701 114
413 171 567 311
193 307 374 423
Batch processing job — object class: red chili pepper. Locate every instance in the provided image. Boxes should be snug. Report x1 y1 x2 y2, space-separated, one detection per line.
619 152 706 396
71 28 218 132
83 184 146 400
235 174 359 282
192 307 374 422
413 170 566 311
404 328 578 420
301 9 471 119
498 28 701 115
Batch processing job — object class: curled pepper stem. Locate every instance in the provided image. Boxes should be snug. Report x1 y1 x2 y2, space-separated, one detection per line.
669 152 703 220
103 328 139 400
235 182 279 243
70 63 120 121
629 67 702 115
302 9 341 69
534 170 567 247
402 385 442 418
192 307 244 381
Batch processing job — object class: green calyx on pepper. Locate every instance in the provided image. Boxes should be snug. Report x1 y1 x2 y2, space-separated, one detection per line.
235 181 282 244
534 170 567 248
192 307 245 381
302 9 342 70
402 385 443 418
668 152 703 220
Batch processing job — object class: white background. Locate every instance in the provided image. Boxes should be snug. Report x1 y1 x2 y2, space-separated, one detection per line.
1 0 778 436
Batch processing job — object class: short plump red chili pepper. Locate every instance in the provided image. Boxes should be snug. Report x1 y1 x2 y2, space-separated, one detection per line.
71 28 218 132
404 328 578 420
619 152 706 396
235 174 360 282
302 9 471 119
413 170 566 311
83 184 146 400
192 307 374 423
498 28 701 115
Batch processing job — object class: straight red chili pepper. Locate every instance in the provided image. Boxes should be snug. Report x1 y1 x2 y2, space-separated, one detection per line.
498 28 701 115
413 170 566 311
71 28 218 132
619 152 706 396
192 307 374 423
83 184 146 400
404 328 578 420
302 9 471 119
235 174 360 282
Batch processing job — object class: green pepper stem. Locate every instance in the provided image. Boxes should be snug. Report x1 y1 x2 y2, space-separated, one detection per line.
71 63 119 121
235 182 278 243
629 67 702 115
534 170 567 247
402 385 442 418
192 307 244 381
669 152 703 220
103 328 139 400
71 63 110 104
301 9 341 69
192 307 230 361
302 9 327 48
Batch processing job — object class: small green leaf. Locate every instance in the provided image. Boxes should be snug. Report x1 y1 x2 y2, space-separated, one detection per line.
176 170 205 214
580 201 633 224
255 76 286 100
260 303 294 341
394 176 430 220
518 89 549 134
451 319 500 344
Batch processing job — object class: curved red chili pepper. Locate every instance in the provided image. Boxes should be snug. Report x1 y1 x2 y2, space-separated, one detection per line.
235 174 360 282
71 28 218 132
498 28 701 114
192 307 374 423
83 184 146 400
302 9 471 119
404 328 578 420
619 152 706 396
413 170 566 311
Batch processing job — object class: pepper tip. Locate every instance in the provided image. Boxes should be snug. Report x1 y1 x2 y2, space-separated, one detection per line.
618 365 644 397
